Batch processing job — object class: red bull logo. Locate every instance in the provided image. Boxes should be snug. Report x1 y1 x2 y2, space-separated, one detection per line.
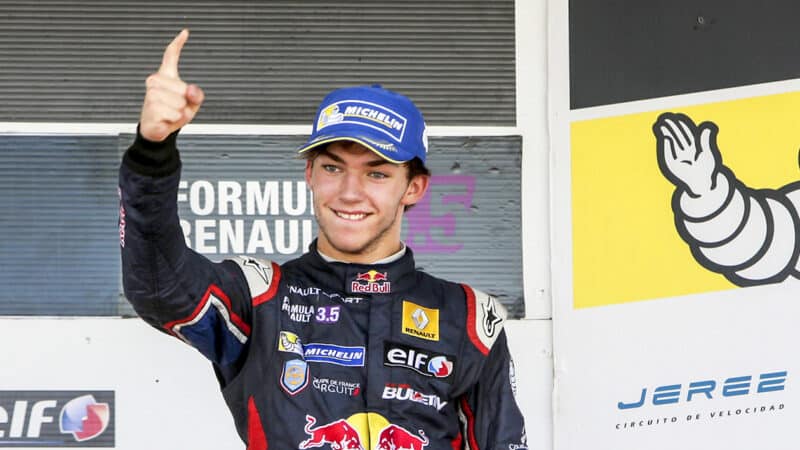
351 270 391 294
299 415 364 450
298 414 431 450
375 424 429 450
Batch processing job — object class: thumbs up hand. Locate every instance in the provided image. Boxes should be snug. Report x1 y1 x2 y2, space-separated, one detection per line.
139 30 205 142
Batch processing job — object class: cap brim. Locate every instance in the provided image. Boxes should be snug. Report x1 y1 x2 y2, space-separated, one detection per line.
297 136 412 164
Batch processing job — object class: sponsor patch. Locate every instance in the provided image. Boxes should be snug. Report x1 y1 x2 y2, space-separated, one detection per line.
281 359 309 395
234 257 277 304
481 295 504 338
0 390 115 447
288 285 322 297
282 296 315 323
298 413 430 450
315 305 341 323
277 331 303 356
464 286 506 355
317 99 408 143
288 285 364 304
383 341 455 381
402 301 439 341
376 424 429 450
304 343 365 367
382 383 448 411
351 270 391 294
299 415 365 450
312 377 361 397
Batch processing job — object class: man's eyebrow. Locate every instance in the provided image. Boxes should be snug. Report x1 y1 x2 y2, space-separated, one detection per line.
366 159 392 167
315 149 343 163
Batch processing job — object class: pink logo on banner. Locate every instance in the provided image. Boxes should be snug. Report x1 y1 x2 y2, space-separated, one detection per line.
406 175 476 254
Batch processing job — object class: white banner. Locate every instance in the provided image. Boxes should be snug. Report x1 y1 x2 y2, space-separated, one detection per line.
550 1 799 448
0 318 546 450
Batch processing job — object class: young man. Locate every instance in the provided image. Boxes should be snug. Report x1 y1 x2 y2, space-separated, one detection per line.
120 30 527 450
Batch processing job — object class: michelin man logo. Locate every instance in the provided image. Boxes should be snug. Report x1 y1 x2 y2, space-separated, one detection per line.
653 112 800 286
318 104 344 129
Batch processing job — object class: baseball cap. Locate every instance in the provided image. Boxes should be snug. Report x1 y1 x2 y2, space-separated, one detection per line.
297 85 429 164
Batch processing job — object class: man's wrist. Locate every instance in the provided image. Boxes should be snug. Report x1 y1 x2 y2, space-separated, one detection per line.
122 125 181 177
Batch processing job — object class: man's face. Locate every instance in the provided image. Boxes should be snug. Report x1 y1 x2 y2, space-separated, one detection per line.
305 141 429 263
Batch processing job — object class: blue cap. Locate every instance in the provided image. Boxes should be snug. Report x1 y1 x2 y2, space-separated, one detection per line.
297 85 428 164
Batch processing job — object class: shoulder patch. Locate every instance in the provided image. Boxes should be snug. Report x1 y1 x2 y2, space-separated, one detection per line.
233 256 281 306
462 285 507 356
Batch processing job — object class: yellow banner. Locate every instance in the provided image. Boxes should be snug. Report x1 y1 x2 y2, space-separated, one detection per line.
571 91 800 308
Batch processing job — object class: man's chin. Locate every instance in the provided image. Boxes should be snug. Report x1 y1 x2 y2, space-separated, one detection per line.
327 239 371 257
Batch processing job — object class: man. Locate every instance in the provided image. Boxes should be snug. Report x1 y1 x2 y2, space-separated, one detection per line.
120 30 527 450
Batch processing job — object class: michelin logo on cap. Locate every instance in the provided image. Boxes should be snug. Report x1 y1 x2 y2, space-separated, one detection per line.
317 100 408 143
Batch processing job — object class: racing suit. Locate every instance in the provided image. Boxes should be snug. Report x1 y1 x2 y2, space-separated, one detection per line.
119 130 528 450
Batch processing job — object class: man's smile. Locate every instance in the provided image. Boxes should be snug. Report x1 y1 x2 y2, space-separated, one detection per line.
332 209 371 221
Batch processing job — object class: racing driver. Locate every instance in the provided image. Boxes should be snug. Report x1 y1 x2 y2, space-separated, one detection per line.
119 29 528 450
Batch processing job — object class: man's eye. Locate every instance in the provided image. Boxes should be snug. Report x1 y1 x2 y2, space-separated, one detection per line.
368 171 388 179
322 164 340 173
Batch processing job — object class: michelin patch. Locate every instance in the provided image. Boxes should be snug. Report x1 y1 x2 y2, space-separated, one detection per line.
303 343 365 367
317 99 408 142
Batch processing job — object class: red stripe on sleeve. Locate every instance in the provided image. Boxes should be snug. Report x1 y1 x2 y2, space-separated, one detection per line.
163 284 251 337
163 286 212 335
253 262 282 306
462 284 490 356
209 285 251 336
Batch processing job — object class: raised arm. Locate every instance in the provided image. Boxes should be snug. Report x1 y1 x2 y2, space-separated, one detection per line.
119 31 276 379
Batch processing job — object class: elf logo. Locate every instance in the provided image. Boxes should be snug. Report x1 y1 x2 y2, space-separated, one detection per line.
383 342 455 381
0 391 114 447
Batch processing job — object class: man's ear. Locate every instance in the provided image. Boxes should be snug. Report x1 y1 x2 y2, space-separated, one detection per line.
402 174 430 207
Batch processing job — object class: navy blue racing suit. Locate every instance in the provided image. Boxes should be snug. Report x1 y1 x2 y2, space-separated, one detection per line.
119 131 528 450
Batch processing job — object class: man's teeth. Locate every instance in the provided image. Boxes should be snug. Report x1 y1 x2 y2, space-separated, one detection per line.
336 211 366 220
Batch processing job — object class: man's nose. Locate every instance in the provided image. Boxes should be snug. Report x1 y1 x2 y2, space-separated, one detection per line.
340 171 366 201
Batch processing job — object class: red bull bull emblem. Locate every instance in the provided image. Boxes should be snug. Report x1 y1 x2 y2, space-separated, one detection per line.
376 424 429 450
351 270 391 294
299 414 365 450
298 413 433 450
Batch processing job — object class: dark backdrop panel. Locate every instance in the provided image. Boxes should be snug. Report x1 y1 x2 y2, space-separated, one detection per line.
0 130 522 317
0 135 121 315
0 0 515 125
570 0 800 108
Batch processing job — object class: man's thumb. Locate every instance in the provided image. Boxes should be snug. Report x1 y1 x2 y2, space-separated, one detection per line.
186 84 204 106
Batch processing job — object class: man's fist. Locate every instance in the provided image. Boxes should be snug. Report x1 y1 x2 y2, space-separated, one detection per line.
653 112 722 198
139 29 204 142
